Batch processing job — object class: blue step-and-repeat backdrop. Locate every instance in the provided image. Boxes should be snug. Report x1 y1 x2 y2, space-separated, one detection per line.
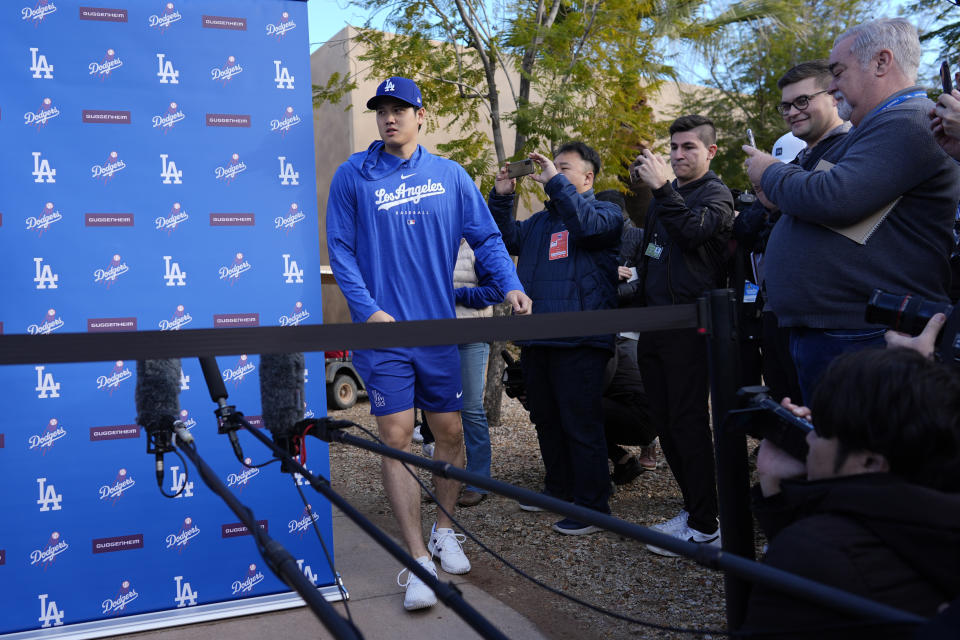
0 1 336 635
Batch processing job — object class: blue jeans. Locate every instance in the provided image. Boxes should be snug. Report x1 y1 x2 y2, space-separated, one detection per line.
458 343 491 493
789 327 887 404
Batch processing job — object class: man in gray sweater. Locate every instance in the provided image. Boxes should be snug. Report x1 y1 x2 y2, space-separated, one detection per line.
743 18 960 402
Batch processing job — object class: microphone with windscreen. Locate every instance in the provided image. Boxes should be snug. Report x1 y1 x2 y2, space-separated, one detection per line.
259 352 305 472
135 359 183 487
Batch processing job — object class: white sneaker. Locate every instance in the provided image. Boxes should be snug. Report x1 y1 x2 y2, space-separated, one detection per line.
397 556 437 610
422 442 435 458
646 522 721 557
428 524 471 574
649 509 689 536
412 425 424 443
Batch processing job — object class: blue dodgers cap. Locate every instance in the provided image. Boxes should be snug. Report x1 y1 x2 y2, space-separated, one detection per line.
366 76 423 110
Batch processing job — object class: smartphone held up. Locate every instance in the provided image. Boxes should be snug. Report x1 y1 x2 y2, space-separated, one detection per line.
506 158 535 179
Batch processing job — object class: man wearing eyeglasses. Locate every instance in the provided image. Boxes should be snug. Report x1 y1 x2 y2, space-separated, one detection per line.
735 61 848 404
743 18 960 403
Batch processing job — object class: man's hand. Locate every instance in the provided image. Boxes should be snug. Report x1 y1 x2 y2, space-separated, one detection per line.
366 310 396 323
505 289 533 315
930 90 960 160
617 266 634 281
885 312 945 359
630 149 670 190
756 439 808 497
494 165 517 195
742 145 779 188
528 152 559 186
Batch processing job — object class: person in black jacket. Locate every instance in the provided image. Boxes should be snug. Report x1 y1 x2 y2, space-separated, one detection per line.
742 347 960 638
621 115 734 553
488 141 622 535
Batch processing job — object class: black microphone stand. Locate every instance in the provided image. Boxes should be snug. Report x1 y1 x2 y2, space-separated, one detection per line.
166 426 363 640
306 419 926 629
232 416 511 640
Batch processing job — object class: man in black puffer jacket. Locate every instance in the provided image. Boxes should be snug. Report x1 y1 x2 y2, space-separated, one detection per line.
488 141 622 535
620 115 734 553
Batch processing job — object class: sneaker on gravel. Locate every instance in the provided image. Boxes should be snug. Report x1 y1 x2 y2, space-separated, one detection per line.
397 556 437 610
637 440 659 471
428 524 471 574
649 509 690 536
518 491 569 512
611 456 645 485
422 442 435 458
552 518 601 535
412 425 424 443
646 523 721 557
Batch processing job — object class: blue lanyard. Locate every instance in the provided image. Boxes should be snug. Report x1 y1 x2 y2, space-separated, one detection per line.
865 90 927 120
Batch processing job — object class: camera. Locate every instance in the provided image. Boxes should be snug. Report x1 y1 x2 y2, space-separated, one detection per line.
727 386 814 461
865 289 960 368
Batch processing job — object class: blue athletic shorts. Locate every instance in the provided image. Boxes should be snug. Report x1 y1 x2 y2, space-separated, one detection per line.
351 345 463 416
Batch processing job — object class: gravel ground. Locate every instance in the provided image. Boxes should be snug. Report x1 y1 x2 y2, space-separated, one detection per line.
327 394 736 640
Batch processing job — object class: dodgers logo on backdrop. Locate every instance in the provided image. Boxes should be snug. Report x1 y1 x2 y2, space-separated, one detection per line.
94 255 130 288
270 106 301 137
32 152 56 183
169 465 194 498
99 468 135 503
226 457 259 491
26 202 62 235
211 55 242 84
174 576 198 607
38 594 65 628
36 478 63 511
180 369 190 390
232 564 265 595
22 0 57 25
297 559 319 585
278 156 299 185
91 151 126 182
282 255 303 284
160 304 192 330
35 366 61 398
34 257 59 289
28 308 64 335
156 202 188 233
265 11 295 38
149 2 181 32
160 153 183 184
163 256 187 286
215 153 246 182
303 401 315 419
376 180 446 211
166 516 199 551
153 102 184 133
102 580 138 615
24 97 59 128
223 355 255 386
273 60 294 89
275 202 303 231
30 48 54 79
29 419 65 454
156 53 179 84
219 252 251 285
279 301 310 327
288 505 319 536
178 409 196 430
31 531 68 568
97 360 132 394
89 48 123 80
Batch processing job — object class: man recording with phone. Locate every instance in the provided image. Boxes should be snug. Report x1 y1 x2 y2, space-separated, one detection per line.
620 115 734 553
741 346 960 637
488 141 623 535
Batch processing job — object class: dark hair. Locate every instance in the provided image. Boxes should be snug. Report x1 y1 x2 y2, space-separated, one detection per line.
777 60 832 90
668 115 716 147
555 141 602 175
595 189 626 215
811 348 960 491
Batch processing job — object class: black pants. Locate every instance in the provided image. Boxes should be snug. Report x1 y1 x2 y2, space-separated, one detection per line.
636 329 718 533
760 311 802 404
602 393 656 461
520 345 611 514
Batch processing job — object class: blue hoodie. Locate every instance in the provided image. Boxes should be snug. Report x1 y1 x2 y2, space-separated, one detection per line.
326 141 523 323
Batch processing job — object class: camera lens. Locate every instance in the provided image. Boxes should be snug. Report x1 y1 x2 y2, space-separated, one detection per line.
865 289 952 336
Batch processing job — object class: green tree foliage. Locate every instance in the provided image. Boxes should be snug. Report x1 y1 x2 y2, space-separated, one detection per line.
679 0 872 190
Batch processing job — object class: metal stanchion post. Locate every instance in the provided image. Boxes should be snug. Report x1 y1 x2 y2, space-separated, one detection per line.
700 288 754 630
